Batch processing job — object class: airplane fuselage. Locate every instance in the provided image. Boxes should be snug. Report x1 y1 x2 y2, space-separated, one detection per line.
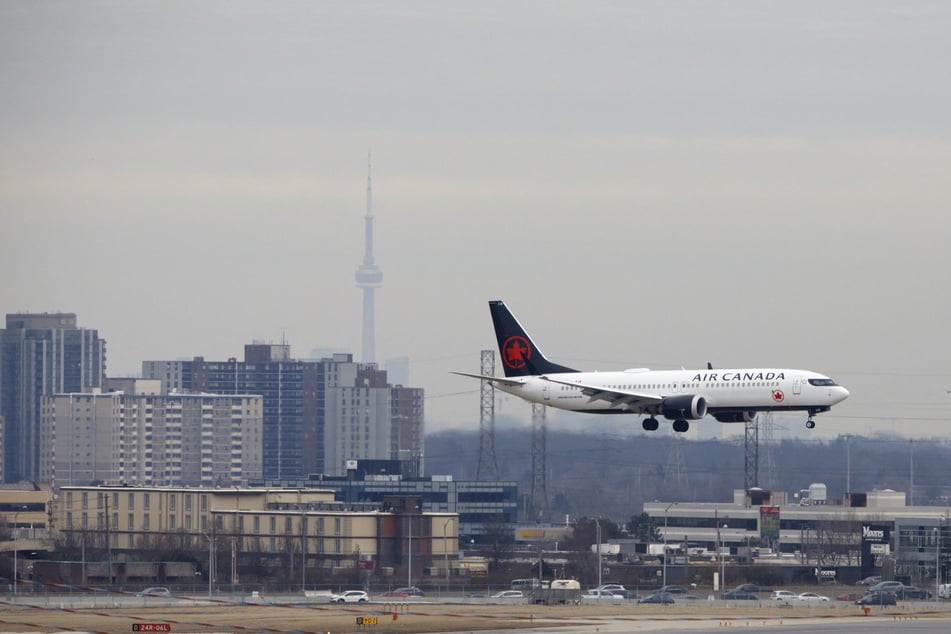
495 368 848 419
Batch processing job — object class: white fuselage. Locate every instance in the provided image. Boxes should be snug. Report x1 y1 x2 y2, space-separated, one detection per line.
495 368 849 418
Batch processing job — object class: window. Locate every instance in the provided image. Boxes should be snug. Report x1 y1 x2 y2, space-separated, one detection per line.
170 494 176 511
128 493 135 510
144 494 150 510
128 513 134 530
143 514 150 530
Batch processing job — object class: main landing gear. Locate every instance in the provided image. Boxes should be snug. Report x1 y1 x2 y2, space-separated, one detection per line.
641 417 690 433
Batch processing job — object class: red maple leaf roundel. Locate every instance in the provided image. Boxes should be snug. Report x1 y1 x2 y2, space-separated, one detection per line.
772 390 785 402
502 336 532 370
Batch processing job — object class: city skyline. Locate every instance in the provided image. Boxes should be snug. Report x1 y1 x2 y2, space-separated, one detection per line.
2 2 950 439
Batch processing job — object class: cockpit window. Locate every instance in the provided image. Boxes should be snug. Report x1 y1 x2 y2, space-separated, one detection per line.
808 378 836 387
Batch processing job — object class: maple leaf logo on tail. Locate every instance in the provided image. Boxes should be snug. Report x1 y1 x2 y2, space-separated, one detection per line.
502 336 532 370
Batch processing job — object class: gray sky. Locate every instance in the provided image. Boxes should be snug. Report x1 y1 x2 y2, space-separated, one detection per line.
2 1 950 439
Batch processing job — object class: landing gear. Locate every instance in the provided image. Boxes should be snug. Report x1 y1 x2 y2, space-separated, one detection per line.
806 418 816 429
672 419 690 433
642 417 659 431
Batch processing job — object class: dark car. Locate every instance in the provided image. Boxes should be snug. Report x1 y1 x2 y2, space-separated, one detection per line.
866 581 903 594
722 590 759 600
733 583 772 593
856 575 881 586
856 591 897 606
895 585 931 600
638 592 675 604
657 585 688 594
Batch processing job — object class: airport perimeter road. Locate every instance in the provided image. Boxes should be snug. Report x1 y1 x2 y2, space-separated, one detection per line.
0 597 949 634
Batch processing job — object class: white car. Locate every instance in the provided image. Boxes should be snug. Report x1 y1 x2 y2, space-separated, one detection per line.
135 587 171 597
771 590 796 602
582 589 625 601
330 590 369 603
490 590 523 600
796 592 830 603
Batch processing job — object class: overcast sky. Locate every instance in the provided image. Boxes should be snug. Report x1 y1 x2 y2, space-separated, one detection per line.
2 1 950 440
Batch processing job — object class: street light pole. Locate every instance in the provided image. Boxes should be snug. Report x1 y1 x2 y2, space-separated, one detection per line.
201 530 214 598
936 524 941 603
13 509 20 602
297 505 306 591
443 518 452 593
663 502 677 587
595 519 602 593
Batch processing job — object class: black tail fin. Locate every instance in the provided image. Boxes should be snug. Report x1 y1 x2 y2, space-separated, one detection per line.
488 300 577 377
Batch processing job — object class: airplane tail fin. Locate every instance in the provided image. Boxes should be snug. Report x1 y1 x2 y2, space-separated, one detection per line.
488 300 577 377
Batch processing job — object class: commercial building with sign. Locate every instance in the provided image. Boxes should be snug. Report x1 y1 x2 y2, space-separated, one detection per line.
645 486 949 586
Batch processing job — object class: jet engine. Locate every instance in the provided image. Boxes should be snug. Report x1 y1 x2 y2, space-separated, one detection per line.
713 411 757 423
661 394 707 420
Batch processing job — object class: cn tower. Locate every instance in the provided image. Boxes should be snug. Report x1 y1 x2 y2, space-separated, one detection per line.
355 152 383 363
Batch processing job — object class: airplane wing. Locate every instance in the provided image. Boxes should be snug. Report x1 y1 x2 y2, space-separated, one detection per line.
540 375 663 411
451 371 528 388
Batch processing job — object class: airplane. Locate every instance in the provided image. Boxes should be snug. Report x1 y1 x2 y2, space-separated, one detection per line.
453 300 849 433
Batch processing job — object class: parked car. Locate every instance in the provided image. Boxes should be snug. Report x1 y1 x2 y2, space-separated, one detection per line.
895 585 931 600
796 592 830 603
835 592 864 602
381 586 424 598
733 583 772 593
657 584 688 594
856 591 897 606
608 589 640 600
490 590 523 600
722 590 759 600
638 592 675 604
582 589 624 601
135 587 171 597
867 581 904 594
856 575 882 586
330 590 369 604
771 590 796 602
939 583 951 599
591 584 627 594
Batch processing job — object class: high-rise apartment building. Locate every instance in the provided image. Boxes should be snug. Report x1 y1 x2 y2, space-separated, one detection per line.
1 313 105 482
143 345 424 480
40 387 263 488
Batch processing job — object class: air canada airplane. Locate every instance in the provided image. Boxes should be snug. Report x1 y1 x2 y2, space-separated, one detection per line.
453 301 849 433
